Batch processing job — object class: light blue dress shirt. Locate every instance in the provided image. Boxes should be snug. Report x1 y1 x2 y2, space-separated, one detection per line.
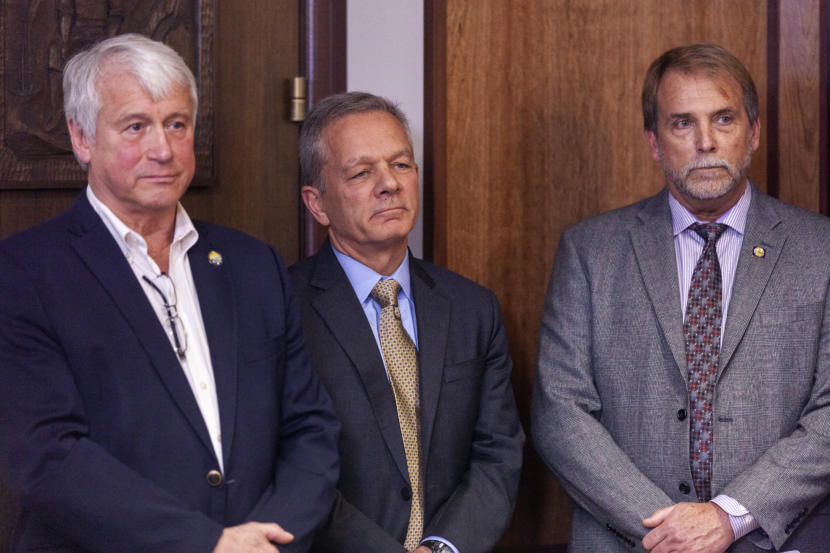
331 245 459 553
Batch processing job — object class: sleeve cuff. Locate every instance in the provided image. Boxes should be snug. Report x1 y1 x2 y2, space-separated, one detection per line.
710 494 760 540
421 536 460 553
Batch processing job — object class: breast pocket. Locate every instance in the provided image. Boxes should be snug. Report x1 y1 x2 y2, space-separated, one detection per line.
443 356 482 383
754 303 822 338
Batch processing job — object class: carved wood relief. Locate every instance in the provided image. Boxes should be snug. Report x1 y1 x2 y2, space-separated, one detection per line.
0 0 215 189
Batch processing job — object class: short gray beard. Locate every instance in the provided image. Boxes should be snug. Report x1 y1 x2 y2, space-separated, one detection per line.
660 144 754 201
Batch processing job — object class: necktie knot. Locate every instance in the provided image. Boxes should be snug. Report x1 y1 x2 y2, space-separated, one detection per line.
690 222 727 246
371 278 401 309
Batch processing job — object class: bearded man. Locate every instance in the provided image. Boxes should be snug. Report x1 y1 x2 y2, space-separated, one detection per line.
532 43 830 553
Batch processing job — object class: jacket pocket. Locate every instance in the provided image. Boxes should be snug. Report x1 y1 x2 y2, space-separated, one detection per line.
443 357 482 382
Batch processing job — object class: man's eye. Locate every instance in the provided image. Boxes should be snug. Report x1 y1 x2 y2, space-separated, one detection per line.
127 122 142 132
717 115 733 124
350 170 368 179
675 119 691 128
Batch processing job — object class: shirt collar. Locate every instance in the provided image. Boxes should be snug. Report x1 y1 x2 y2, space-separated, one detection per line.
86 185 199 263
669 182 751 237
331 244 412 305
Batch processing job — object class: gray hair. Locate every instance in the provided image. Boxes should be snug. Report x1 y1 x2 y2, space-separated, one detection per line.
63 33 198 148
299 91 412 192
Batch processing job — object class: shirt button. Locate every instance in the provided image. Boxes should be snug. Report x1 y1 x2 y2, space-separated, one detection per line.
677 409 688 421
200 382 207 390
678 481 691 494
206 470 223 487
400 486 412 501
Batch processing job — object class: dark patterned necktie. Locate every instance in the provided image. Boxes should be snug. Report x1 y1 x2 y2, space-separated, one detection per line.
684 222 727 502
370 279 423 549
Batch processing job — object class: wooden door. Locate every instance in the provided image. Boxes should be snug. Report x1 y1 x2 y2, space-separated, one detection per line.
426 0 827 549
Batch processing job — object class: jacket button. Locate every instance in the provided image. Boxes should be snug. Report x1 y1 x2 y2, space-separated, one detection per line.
678 482 691 494
401 486 412 501
206 470 223 487
677 409 687 421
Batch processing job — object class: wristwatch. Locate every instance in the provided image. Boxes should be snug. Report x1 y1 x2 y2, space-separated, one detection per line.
421 540 453 553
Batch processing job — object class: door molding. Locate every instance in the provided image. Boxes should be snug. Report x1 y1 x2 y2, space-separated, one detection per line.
300 0 346 257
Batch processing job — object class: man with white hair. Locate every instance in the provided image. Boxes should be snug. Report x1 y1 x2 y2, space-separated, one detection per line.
0 34 339 553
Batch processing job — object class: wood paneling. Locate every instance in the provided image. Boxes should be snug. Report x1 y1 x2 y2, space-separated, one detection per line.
777 0 822 211
426 0 800 548
183 0 300 262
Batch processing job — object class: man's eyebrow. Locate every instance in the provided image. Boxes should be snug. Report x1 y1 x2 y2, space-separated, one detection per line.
114 112 150 124
669 107 736 120
342 149 413 168
342 155 376 168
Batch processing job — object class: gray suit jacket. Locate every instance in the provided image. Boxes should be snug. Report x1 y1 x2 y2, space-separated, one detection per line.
290 242 524 553
532 186 830 552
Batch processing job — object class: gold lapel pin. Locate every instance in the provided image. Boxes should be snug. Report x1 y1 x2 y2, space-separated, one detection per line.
752 246 766 259
208 250 223 266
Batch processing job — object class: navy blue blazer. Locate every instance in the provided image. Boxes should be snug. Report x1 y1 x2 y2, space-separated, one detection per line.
0 193 340 553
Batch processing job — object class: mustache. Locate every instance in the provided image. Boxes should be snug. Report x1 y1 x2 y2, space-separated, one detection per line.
680 157 737 178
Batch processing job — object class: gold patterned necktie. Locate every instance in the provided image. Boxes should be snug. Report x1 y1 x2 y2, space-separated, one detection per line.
370 278 423 549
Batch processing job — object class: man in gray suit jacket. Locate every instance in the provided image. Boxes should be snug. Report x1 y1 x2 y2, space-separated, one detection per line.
532 44 830 552
289 92 524 553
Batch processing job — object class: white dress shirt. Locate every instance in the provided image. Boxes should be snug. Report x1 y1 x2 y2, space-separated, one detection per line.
86 186 224 471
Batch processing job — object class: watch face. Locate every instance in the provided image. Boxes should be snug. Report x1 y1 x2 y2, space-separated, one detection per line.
425 541 452 553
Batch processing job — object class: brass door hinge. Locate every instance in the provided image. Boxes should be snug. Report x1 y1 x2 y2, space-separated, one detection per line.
290 76 307 122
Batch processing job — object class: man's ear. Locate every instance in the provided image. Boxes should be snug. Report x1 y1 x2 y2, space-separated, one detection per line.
67 119 93 165
645 130 661 162
750 117 761 152
301 185 330 227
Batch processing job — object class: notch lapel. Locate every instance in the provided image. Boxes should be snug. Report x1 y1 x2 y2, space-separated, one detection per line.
629 190 688 381
409 258 449 469
67 197 216 458
718 190 784 376
309 245 410 482
188 227 238 469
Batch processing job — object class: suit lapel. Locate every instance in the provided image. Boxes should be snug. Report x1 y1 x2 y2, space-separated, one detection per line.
629 190 688 381
409 258 449 469
718 189 784 376
67 196 216 457
309 244 410 481
188 227 238 468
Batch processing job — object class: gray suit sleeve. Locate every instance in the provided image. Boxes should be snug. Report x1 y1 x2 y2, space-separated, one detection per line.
531 230 674 543
720 274 830 549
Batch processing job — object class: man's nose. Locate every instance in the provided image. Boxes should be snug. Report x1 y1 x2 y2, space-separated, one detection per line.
146 127 174 161
375 165 401 195
695 122 717 154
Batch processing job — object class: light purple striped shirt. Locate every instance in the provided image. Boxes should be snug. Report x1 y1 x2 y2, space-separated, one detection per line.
670 184 750 338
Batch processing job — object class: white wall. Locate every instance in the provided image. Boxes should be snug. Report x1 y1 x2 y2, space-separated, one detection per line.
346 0 425 257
